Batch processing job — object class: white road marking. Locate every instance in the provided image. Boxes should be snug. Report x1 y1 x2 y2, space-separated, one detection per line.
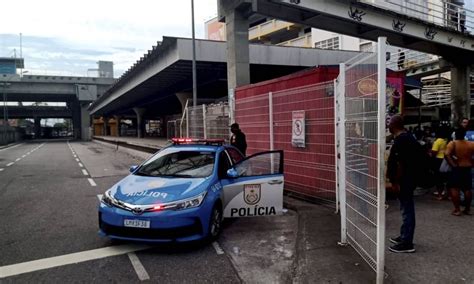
78 163 84 168
0 168 4 172
212 242 225 255
97 194 103 201
75 158 80 162
82 169 89 176
88 178 97 187
6 162 14 167
15 158 20 162
0 143 24 152
22 155 26 158
0 244 153 279
128 253 150 281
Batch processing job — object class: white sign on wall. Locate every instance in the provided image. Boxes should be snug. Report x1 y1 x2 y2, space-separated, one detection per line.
292 110 305 148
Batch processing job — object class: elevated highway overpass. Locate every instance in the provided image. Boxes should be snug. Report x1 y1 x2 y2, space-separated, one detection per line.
1 75 115 140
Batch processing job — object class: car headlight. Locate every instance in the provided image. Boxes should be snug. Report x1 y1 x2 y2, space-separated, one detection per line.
174 192 207 210
102 191 114 207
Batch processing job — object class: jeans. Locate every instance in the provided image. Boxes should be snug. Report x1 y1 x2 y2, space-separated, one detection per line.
399 181 416 245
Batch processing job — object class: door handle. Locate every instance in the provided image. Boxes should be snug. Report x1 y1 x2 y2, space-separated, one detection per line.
268 180 283 185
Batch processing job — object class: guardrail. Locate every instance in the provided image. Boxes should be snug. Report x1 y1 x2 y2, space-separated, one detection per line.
360 0 473 33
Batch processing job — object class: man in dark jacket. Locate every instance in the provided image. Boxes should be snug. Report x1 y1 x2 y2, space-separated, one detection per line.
387 115 420 253
230 123 247 156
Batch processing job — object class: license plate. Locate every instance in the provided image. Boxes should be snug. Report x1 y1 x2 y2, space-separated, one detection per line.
124 219 150 228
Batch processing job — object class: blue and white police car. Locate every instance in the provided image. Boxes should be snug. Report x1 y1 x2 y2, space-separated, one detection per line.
99 138 284 242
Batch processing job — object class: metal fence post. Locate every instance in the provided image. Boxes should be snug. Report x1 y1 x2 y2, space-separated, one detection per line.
186 107 189 138
338 63 347 245
229 88 235 124
269 92 274 173
334 79 339 214
203 104 207 139
376 36 387 284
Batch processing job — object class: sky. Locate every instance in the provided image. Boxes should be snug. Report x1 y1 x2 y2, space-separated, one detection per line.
0 0 218 77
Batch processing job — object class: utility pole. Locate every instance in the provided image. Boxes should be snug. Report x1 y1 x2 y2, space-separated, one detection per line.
191 0 197 107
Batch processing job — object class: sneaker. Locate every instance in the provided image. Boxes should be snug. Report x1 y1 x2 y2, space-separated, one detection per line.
389 236 402 245
389 243 415 253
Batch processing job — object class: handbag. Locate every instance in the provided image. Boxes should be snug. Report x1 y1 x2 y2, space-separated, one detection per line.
439 141 456 173
439 158 451 173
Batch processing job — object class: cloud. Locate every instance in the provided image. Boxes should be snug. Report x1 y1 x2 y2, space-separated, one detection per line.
0 0 217 76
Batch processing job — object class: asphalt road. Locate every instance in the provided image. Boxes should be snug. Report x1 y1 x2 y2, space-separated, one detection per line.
0 141 241 283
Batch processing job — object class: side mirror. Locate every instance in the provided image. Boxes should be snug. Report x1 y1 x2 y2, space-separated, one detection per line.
129 165 139 173
227 168 238 178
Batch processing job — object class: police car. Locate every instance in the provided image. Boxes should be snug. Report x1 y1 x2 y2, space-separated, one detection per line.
99 138 284 242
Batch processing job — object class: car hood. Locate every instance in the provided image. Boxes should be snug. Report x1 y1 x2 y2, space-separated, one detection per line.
109 175 210 205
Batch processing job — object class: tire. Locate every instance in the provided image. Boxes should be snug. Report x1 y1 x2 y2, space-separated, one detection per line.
208 203 223 241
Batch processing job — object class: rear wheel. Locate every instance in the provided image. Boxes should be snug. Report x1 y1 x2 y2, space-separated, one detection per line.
208 203 223 241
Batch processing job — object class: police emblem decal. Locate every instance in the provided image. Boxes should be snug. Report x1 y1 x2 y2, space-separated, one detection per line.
244 184 261 205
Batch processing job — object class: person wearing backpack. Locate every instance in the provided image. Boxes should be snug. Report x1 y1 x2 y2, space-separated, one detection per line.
445 128 474 216
387 115 420 253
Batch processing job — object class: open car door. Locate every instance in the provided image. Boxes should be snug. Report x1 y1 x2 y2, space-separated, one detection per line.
222 150 284 218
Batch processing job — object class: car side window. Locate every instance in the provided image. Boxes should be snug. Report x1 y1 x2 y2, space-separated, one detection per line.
227 147 244 164
218 151 232 179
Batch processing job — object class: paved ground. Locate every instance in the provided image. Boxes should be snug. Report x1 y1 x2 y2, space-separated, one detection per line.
1 140 473 283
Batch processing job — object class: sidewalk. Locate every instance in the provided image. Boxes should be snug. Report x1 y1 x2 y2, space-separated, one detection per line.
92 136 168 152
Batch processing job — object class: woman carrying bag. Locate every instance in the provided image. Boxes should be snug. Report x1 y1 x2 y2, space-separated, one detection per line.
432 129 449 200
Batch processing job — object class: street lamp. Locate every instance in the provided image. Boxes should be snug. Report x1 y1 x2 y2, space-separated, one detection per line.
191 0 197 107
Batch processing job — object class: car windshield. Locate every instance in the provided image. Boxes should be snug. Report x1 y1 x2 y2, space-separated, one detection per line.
135 148 215 178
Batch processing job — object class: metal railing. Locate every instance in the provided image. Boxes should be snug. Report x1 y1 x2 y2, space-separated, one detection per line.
360 0 474 33
277 34 312 48
180 101 230 141
249 19 296 41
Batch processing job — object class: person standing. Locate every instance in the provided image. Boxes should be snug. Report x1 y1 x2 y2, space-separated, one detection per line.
387 115 420 253
230 123 247 156
445 128 474 216
431 129 449 200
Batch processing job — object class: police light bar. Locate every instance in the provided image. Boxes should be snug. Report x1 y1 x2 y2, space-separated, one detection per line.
171 138 225 145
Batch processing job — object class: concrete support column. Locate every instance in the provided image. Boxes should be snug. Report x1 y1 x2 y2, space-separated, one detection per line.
114 115 122 137
133 107 146 138
225 8 250 91
34 117 41 139
102 117 109 136
80 103 91 140
176 92 193 113
451 64 471 126
71 100 81 140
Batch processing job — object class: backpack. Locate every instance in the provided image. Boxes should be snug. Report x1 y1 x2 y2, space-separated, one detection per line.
414 143 436 189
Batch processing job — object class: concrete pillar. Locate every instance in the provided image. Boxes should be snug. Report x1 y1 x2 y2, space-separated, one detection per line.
114 115 122 137
176 92 193 112
103 117 109 136
450 64 471 126
80 103 91 141
225 8 250 91
71 100 81 140
133 107 146 138
34 117 41 139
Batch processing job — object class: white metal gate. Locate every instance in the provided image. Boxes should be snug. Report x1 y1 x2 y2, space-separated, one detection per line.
180 101 230 140
336 37 386 283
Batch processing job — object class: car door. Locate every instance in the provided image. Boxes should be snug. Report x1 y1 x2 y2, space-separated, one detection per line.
221 150 284 218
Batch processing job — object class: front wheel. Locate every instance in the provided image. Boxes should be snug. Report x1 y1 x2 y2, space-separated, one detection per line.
208 204 223 241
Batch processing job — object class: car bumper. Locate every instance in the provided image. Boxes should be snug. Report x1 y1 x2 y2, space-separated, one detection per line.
98 202 211 242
